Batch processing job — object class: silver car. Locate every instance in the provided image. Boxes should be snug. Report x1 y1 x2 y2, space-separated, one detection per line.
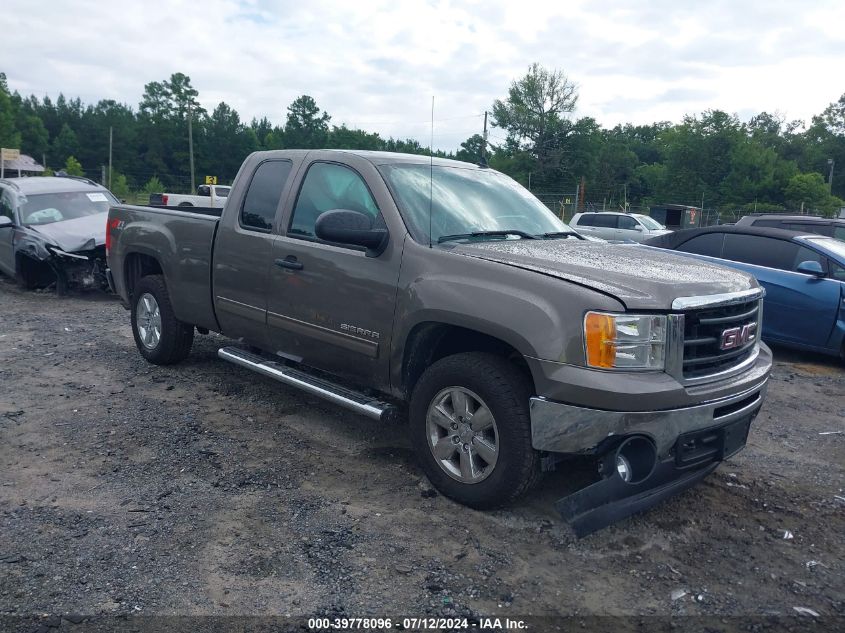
571 211 671 242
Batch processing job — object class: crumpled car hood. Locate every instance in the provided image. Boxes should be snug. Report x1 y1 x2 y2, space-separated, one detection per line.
452 239 756 310
28 212 108 252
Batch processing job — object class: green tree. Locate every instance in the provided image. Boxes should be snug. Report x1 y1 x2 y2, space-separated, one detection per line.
491 63 578 187
200 102 258 181
109 172 131 200
783 172 843 215
0 72 22 149
51 123 80 165
63 155 83 176
142 176 164 197
329 124 384 150
284 95 331 148
455 134 486 163
492 63 578 147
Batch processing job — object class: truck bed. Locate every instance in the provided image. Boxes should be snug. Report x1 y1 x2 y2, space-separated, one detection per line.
107 203 221 331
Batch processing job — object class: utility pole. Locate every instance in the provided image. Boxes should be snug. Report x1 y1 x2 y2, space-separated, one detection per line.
481 111 488 165
828 158 835 194
108 126 113 190
188 105 195 192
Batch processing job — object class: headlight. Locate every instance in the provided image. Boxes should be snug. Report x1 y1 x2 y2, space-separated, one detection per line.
584 312 666 370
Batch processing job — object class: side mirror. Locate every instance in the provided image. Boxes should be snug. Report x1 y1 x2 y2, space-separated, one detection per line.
0 216 13 228
315 209 387 256
796 260 824 277
633 225 644 231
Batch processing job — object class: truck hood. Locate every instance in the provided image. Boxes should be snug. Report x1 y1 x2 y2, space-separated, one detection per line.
27 212 107 252
453 240 756 310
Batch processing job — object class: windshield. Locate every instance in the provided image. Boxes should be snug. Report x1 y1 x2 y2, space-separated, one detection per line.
380 164 570 243
19 190 118 225
636 215 664 230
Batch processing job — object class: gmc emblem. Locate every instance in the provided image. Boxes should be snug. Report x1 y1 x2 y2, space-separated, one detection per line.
720 322 757 350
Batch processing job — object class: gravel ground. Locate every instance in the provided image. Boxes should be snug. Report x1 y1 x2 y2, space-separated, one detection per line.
1 279 843 621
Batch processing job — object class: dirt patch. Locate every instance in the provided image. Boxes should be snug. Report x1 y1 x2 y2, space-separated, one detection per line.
1 278 843 618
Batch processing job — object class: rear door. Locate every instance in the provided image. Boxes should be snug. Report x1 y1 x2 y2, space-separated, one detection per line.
590 214 619 239
266 156 403 387
720 234 840 346
212 159 296 346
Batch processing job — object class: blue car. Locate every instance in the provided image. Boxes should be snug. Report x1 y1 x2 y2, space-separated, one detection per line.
645 226 845 360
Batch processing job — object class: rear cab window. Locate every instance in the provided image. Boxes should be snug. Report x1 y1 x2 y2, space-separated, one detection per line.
240 160 293 232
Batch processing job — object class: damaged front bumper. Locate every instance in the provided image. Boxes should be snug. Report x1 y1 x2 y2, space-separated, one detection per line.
16 240 109 292
49 245 109 290
530 379 767 536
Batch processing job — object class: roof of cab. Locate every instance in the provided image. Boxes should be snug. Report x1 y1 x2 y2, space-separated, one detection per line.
248 149 487 170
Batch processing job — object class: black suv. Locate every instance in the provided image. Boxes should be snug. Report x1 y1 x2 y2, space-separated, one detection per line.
735 214 845 241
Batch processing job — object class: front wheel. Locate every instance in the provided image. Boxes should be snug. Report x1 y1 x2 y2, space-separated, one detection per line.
409 352 541 509
130 275 194 365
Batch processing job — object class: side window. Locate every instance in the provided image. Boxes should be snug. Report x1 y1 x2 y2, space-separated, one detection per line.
575 214 594 226
240 160 293 231
786 223 833 237
829 259 845 281
289 162 380 239
0 190 14 221
677 233 725 257
722 234 799 270
618 215 638 230
792 246 824 272
593 214 618 228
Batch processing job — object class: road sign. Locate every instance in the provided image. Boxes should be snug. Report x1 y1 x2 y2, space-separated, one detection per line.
205 175 217 185
1 148 20 161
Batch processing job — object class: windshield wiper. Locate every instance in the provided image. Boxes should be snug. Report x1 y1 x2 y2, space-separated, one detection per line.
438 230 538 243
539 231 585 240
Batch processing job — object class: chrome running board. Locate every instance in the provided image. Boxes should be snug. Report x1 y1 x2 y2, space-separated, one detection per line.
218 346 397 422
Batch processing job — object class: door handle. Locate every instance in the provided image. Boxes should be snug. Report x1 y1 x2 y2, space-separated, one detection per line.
275 256 303 271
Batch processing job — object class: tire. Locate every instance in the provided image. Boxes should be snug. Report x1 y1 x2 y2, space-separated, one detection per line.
130 275 194 365
409 352 541 509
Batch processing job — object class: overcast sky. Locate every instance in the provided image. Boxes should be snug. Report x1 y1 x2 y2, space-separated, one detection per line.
2 0 844 151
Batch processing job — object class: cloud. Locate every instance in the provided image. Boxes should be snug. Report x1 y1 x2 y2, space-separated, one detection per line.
1 0 843 150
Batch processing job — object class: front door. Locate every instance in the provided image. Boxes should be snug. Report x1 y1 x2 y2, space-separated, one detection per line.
212 159 294 347
266 160 402 387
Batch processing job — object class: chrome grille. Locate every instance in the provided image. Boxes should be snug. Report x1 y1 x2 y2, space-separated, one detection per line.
681 298 761 379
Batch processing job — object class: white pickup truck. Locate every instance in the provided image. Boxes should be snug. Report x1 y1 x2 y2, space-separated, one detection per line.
150 184 231 208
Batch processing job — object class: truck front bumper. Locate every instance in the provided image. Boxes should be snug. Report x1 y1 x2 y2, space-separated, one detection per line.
530 378 767 458
530 376 768 536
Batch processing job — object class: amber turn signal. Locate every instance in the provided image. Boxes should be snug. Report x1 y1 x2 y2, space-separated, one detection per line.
584 311 617 368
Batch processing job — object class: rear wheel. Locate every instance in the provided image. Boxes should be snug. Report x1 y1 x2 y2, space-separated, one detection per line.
409 352 541 509
130 275 193 364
